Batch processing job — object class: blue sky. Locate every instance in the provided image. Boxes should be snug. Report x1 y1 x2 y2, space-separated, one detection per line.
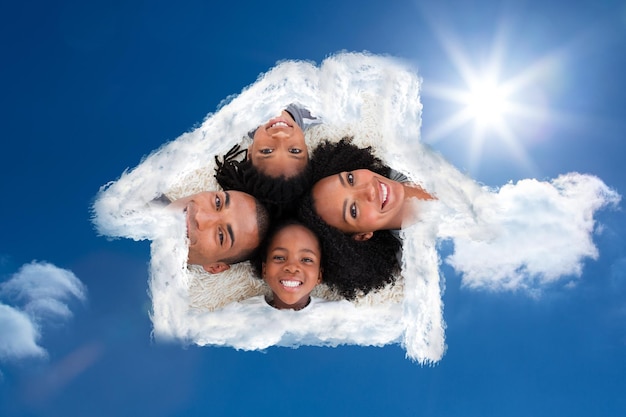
1 0 625 416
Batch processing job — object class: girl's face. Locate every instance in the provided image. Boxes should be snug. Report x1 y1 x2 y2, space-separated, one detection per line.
248 110 308 178
262 224 322 310
312 169 406 237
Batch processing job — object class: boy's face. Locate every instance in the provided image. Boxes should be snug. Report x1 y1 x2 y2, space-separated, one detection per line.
262 224 322 310
248 110 308 178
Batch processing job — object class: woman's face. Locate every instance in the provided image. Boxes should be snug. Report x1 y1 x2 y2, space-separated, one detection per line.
262 224 322 310
312 169 406 237
248 110 308 178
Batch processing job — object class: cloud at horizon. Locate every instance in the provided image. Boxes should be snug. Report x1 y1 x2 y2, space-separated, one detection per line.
444 173 621 292
0 261 87 362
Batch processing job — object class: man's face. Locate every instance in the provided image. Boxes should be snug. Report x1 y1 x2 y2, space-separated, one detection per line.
169 191 260 273
248 110 308 178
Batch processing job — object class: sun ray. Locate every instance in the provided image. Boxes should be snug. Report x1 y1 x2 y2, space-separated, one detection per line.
421 16 571 177
426 105 476 143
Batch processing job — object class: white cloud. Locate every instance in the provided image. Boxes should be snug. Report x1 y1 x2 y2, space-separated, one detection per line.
0 261 86 362
1 261 87 321
0 304 45 360
444 174 621 291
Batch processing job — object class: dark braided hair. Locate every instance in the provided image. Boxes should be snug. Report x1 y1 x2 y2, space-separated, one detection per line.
215 144 312 219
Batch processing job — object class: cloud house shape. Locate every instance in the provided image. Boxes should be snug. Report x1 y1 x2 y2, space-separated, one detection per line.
92 52 619 364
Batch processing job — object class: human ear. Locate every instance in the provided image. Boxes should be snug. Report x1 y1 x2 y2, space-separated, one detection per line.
317 267 323 283
203 263 230 274
247 144 253 159
352 232 374 241
262 262 267 278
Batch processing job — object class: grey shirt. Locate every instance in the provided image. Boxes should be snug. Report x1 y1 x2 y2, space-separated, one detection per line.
388 169 409 264
248 103 319 139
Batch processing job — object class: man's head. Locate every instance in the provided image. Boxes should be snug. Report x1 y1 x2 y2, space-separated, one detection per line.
168 191 269 274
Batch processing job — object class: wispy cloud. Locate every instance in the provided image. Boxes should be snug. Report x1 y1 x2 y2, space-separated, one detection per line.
0 261 87 362
0 304 46 360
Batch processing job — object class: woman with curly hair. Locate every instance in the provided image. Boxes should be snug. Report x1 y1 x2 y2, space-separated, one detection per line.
308 137 435 240
297 194 400 299
295 137 434 298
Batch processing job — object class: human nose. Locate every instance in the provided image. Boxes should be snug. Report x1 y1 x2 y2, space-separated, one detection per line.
283 260 300 273
195 209 219 230
356 181 376 202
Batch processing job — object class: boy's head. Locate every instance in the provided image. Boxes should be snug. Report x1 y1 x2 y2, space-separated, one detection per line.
260 220 323 310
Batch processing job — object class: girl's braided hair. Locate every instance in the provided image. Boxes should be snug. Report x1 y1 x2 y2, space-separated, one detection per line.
215 144 312 219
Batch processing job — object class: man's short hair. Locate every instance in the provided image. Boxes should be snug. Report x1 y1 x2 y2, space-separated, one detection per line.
219 200 270 265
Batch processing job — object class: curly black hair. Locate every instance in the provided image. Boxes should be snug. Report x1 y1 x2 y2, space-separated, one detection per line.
215 144 312 219
309 137 390 183
297 194 399 298
294 136 402 298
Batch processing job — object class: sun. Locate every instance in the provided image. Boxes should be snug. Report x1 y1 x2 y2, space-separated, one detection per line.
464 78 510 128
421 22 561 174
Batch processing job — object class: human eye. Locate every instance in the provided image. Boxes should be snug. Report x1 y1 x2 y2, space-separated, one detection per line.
289 148 302 154
215 195 222 210
350 203 357 219
347 172 354 185
260 148 273 155
272 255 285 262
302 257 314 264
218 228 224 246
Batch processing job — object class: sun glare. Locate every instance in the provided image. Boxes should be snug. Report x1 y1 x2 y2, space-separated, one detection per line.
421 22 561 174
464 79 509 127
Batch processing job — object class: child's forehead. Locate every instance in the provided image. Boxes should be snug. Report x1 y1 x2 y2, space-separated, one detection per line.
270 224 321 247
